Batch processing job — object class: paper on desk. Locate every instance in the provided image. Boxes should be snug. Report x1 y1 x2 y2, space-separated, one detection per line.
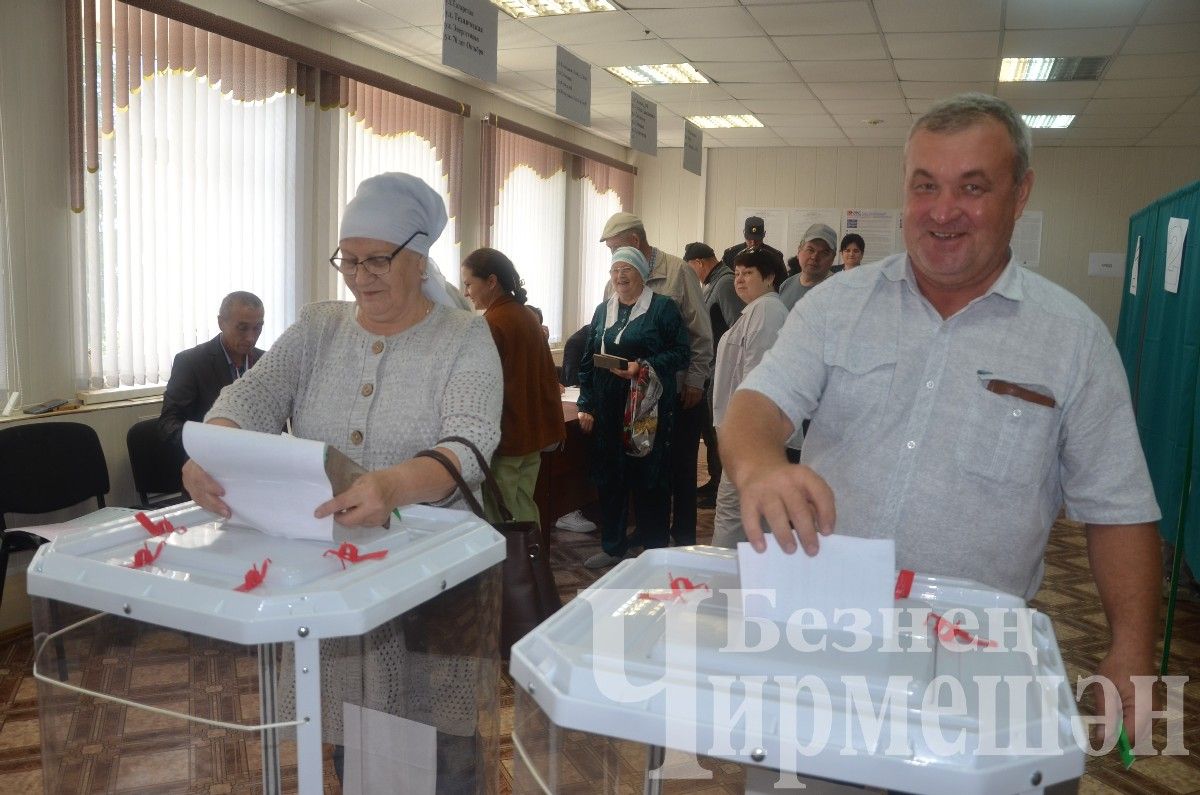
737 534 896 638
183 421 336 542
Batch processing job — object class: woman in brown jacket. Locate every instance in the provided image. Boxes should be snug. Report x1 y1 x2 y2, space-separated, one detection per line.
461 247 565 526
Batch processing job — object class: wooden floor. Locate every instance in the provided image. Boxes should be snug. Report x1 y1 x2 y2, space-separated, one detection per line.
1 463 1198 793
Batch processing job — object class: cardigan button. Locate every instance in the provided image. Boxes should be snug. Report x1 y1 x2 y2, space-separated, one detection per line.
350 430 364 445
361 383 374 397
371 340 384 354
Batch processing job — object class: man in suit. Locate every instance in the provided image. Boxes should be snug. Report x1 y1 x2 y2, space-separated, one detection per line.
158 291 265 465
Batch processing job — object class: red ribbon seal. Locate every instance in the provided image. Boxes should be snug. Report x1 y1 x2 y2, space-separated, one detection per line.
127 540 165 569
928 611 997 648
638 573 710 603
323 542 388 569
134 511 183 537
234 558 271 592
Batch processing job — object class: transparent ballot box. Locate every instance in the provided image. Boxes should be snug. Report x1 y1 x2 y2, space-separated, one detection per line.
28 503 505 794
509 547 1085 795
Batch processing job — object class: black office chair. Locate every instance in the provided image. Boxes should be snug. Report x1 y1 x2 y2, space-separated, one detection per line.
126 418 185 508
0 421 110 679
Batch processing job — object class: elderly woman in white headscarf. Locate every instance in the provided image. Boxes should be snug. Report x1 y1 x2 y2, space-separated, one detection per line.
576 246 690 569
181 173 502 790
183 172 501 521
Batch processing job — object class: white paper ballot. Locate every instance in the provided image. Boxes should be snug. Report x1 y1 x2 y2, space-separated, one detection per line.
1165 216 1189 294
343 703 436 795
183 421 334 542
561 386 580 403
737 534 896 639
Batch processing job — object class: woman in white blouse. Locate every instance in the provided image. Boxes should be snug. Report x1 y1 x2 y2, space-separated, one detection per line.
711 248 790 548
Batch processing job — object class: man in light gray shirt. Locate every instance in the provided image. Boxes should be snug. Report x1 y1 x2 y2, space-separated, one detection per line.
721 93 1161 748
777 224 838 311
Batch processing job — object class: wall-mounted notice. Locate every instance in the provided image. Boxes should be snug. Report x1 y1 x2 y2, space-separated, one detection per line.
630 93 657 156
1129 236 1141 295
1165 217 1189 294
683 121 703 176
843 208 903 265
555 47 591 127
1012 210 1043 269
1088 252 1125 279
442 0 497 83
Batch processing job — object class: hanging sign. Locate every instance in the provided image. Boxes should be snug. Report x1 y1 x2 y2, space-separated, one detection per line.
683 121 703 176
555 47 591 127
630 92 657 156
442 0 497 84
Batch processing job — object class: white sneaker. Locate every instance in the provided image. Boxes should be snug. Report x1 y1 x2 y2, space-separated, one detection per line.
555 510 597 533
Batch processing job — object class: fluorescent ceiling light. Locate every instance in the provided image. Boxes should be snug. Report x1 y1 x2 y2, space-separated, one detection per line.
999 57 1108 82
687 114 763 129
491 0 618 18
1022 114 1075 129
605 64 709 86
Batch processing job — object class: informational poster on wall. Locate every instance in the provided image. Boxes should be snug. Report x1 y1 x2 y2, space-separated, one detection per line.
842 208 903 265
441 0 497 84
1165 216 1189 294
555 47 591 127
1011 210 1043 269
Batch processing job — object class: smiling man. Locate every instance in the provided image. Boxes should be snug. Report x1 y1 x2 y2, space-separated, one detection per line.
778 223 839 310
720 93 1161 747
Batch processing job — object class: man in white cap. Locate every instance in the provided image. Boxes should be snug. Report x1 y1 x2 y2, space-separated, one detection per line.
722 93 1160 748
777 223 838 311
600 212 713 548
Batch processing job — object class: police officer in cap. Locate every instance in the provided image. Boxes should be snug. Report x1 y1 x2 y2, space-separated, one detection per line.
721 215 785 273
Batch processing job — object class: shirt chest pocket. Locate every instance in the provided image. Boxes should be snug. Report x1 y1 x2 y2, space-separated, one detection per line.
956 372 1063 487
820 340 898 431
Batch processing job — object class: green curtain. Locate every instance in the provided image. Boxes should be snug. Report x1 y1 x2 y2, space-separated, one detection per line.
1115 180 1200 577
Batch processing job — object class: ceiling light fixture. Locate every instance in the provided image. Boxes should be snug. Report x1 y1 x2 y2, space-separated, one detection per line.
1022 114 1075 129
605 64 709 86
999 57 1108 82
491 0 618 18
686 114 763 129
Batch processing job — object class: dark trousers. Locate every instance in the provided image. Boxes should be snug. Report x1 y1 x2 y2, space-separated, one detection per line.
700 397 720 488
598 462 671 557
669 399 705 546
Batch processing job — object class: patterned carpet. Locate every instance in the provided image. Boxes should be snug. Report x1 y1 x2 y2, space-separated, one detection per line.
1 487 1198 793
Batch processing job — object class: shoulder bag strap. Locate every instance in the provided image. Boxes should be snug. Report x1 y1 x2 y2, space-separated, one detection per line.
437 436 515 522
414 448 487 519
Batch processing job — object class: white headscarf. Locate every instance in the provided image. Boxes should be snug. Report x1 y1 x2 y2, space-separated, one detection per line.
339 173 458 309
602 246 653 351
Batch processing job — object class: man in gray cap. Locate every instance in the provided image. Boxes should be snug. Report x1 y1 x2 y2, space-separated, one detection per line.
778 223 838 311
721 215 785 273
600 212 713 548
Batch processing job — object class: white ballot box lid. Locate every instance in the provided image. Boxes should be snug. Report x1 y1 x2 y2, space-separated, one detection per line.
28 502 504 645
509 546 1085 795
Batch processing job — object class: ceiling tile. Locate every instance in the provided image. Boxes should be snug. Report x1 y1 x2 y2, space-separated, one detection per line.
742 98 829 114
885 32 1000 60
570 40 684 67
822 99 912 115
1161 112 1200 127
498 18 556 50
1066 136 1146 146
906 98 936 113
663 37 781 63
1122 24 1200 55
773 35 888 61
1177 96 1200 113
901 81 995 98
874 0 1002 33
756 114 841 128
746 2 877 35
664 99 752 117
1138 129 1200 145
1093 77 1200 98
1105 53 1200 79
1086 96 1190 114
628 7 761 38
809 81 904 100
1140 0 1200 25
495 69 544 92
792 60 897 82
371 0 444 26
695 62 801 83
996 82 1098 100
633 83 733 102
1008 98 1090 114
1071 113 1169 127
523 10 648 44
1005 0 1144 29
283 0 406 33
356 26 441 56
834 112 915 128
781 135 852 147
496 46 557 71
518 69 559 89
1067 125 1154 138
725 83 816 100
705 128 786 145
1002 28 1127 57
619 0 742 6
895 59 997 82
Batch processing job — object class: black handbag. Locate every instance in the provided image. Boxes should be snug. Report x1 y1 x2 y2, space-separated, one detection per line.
415 438 562 658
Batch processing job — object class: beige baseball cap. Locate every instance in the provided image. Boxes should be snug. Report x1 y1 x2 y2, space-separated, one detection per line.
599 212 643 242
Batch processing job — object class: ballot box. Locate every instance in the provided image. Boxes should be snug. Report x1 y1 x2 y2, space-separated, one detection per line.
509 546 1085 795
27 502 505 795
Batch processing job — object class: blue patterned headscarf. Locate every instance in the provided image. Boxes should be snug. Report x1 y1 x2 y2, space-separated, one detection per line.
611 246 650 281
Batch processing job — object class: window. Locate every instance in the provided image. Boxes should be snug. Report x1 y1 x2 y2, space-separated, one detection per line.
73 1 305 388
482 123 568 341
333 79 464 300
576 157 634 329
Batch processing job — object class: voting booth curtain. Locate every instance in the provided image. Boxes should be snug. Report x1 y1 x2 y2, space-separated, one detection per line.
1114 180 1200 582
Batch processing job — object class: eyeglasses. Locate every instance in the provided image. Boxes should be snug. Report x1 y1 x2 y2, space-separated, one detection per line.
609 266 637 277
329 231 425 276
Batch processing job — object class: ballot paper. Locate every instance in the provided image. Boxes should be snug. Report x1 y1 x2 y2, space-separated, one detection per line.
342 703 436 795
737 534 897 639
183 422 356 542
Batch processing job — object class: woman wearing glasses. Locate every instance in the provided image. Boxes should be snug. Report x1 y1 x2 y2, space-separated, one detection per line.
181 172 501 790
576 246 690 569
